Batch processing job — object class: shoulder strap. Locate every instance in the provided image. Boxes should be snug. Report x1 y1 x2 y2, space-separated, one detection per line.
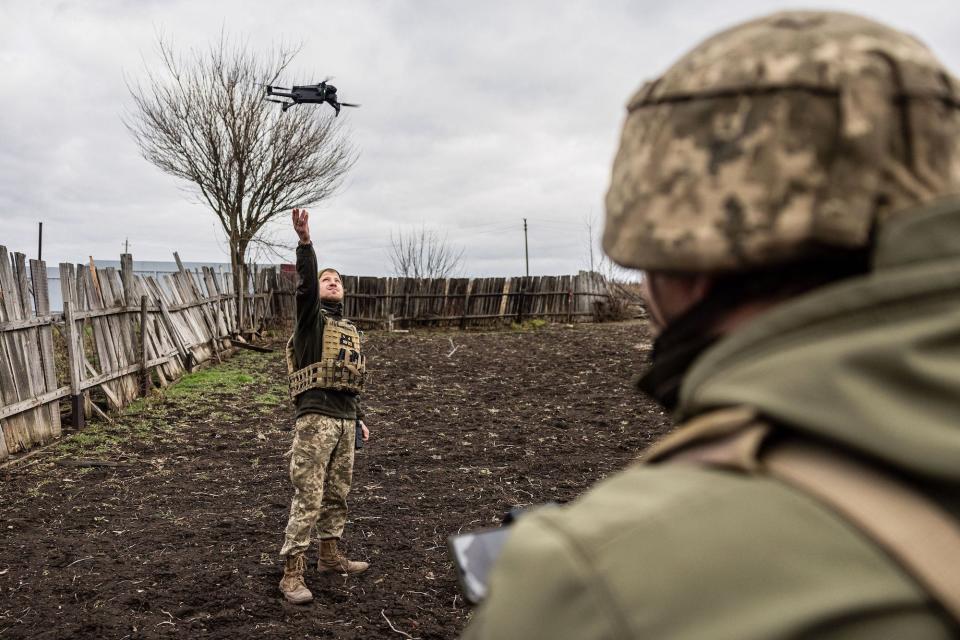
652 413 960 624
765 441 960 623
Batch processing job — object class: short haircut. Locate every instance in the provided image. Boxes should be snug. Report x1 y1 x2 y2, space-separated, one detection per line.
318 267 342 281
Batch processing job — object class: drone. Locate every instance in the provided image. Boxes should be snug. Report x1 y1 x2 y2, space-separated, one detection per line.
263 79 360 116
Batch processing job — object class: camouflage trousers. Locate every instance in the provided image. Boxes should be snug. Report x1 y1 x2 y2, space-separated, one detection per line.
279 414 356 558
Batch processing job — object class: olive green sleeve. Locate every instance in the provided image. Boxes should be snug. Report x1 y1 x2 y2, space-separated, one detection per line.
460 516 624 640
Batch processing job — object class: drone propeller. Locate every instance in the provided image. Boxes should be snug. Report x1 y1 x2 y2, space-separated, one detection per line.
339 102 361 108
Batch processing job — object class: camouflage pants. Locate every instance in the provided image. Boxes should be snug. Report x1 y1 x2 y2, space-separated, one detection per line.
279 414 355 557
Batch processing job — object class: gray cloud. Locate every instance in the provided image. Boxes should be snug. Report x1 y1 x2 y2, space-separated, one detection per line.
2 0 959 276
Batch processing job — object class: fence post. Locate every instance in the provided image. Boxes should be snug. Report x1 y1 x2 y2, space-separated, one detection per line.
574 275 582 322
139 295 150 394
267 270 277 324
442 278 450 321
498 279 511 320
460 281 473 330
62 300 85 428
517 289 526 324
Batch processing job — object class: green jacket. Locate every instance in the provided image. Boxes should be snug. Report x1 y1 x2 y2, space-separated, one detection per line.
461 200 960 639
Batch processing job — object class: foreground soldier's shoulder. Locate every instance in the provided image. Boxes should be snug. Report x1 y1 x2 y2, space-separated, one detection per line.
475 464 944 639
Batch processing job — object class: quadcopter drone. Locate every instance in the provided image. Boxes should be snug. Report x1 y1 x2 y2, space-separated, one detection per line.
263 79 360 116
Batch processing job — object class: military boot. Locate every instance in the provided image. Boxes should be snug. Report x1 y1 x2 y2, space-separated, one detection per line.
318 538 369 574
279 554 313 604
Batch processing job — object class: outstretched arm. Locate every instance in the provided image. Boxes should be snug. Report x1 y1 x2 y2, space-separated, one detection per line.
293 209 319 330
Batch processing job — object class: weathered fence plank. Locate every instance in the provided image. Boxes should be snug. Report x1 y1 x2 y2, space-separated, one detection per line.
82 264 124 410
0 248 42 452
29 259 61 439
14 252 53 443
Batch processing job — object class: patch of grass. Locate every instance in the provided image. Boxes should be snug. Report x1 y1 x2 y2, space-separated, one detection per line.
155 419 177 433
26 478 53 498
123 397 151 415
253 390 286 406
131 421 154 437
124 398 145 414
167 369 255 399
53 423 126 458
510 318 549 331
45 347 275 459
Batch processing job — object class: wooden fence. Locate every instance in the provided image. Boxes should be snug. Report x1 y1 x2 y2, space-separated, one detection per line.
334 271 612 329
0 245 612 462
0 247 292 463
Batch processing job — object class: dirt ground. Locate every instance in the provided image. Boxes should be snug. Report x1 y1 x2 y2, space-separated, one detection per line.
0 320 670 639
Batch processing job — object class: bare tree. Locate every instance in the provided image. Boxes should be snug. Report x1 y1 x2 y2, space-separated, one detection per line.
584 212 598 272
125 34 356 324
389 227 465 279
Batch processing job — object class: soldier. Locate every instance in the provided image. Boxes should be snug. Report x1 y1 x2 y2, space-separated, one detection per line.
462 11 960 638
279 208 371 605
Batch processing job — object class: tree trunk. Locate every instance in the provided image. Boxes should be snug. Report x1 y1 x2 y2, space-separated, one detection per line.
231 240 249 331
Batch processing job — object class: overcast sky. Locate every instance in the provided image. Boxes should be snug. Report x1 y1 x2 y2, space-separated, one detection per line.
2 1 958 277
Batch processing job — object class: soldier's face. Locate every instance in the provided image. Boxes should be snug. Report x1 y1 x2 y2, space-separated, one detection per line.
643 272 711 336
319 271 344 303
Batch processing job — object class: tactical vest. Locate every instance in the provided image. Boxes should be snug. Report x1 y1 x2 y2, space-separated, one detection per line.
647 407 960 625
286 312 366 398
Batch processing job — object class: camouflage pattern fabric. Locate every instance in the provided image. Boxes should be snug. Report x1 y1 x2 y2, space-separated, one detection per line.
279 413 356 557
604 11 960 272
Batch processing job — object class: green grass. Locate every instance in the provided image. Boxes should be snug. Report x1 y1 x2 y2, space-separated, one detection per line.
166 369 254 399
253 389 286 406
47 346 275 460
510 318 549 331
53 423 126 457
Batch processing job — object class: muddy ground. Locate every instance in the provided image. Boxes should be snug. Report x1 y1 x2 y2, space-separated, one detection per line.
0 320 670 639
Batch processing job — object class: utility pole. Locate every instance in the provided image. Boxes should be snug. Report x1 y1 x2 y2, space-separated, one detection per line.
523 218 529 277
38 222 43 261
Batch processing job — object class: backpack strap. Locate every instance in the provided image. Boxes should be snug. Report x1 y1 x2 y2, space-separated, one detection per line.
649 409 960 624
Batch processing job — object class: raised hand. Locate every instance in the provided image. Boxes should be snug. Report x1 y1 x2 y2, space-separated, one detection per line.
292 208 311 244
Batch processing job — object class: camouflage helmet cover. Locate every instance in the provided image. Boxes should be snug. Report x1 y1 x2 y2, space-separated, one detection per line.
604 11 960 272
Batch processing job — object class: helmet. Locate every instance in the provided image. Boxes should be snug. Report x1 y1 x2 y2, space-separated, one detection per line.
604 11 960 272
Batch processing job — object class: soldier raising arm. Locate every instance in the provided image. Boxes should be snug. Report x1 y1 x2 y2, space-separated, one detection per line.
278 208 370 605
